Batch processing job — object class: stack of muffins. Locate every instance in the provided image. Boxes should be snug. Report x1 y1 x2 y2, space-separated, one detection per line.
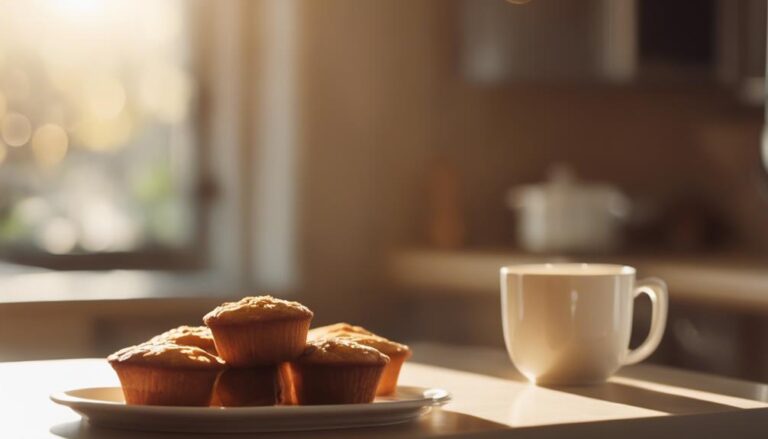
107 295 411 406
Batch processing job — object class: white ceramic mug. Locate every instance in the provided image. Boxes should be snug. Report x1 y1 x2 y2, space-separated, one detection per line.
500 263 668 385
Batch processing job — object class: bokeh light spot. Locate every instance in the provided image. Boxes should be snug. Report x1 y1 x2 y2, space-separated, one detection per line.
38 217 78 254
1 112 32 147
138 62 192 123
83 75 126 120
32 123 69 168
74 110 133 151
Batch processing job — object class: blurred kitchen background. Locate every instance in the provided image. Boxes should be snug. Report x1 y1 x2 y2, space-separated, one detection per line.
2 0 768 382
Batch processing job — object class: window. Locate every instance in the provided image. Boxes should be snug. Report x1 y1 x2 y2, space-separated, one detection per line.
0 0 299 299
0 0 201 269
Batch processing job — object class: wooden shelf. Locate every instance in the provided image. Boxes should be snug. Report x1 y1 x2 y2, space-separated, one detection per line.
389 248 768 312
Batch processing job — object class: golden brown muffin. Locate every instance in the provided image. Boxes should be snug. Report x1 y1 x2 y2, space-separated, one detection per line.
148 326 217 355
323 332 411 396
108 343 225 406
203 296 313 367
288 338 389 405
308 322 412 396
307 322 373 340
214 365 280 407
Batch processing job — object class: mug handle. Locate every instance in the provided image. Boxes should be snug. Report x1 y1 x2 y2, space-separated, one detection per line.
622 277 669 366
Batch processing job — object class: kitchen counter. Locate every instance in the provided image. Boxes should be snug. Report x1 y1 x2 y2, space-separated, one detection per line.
389 248 768 312
8 344 768 438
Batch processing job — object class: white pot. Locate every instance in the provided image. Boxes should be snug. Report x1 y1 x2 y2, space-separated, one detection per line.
507 168 630 254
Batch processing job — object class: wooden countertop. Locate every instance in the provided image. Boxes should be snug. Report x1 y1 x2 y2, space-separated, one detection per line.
389 248 768 311
7 344 768 438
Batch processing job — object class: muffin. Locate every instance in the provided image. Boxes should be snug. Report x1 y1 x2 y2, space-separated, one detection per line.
307 322 373 340
203 295 313 367
309 323 412 396
325 332 411 396
288 338 389 405
214 365 280 407
148 326 217 355
108 343 224 406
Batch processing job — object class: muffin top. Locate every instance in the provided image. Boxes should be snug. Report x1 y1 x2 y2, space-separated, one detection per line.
107 343 225 370
295 338 390 366
322 332 410 357
307 322 373 340
203 295 313 326
148 326 217 355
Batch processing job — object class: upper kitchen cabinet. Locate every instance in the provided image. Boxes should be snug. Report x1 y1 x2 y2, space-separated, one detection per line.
461 0 637 83
460 0 765 98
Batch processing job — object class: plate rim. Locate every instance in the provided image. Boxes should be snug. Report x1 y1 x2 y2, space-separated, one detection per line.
50 385 452 414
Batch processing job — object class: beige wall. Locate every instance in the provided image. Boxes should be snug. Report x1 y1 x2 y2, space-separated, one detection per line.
297 0 438 323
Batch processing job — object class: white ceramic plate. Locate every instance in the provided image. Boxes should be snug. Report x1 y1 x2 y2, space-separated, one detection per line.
51 386 451 433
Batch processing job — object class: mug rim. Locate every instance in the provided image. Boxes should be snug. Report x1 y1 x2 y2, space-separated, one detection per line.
501 263 635 276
